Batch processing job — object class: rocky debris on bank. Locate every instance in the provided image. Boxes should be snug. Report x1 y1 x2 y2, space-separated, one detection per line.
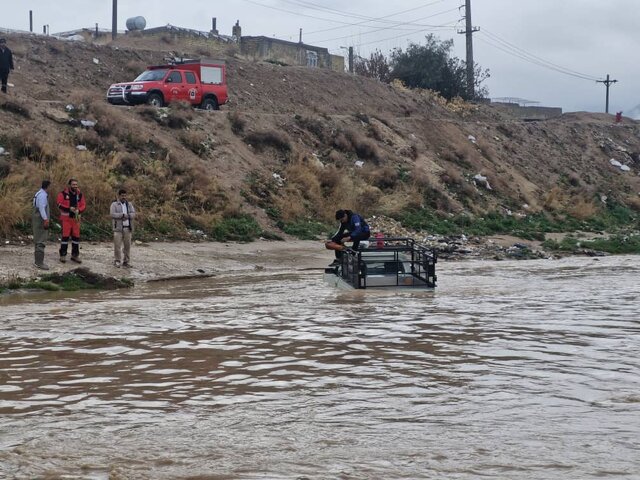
368 215 607 260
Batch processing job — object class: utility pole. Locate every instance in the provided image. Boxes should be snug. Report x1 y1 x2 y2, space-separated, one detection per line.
112 0 117 40
457 0 479 99
596 74 618 114
340 46 354 74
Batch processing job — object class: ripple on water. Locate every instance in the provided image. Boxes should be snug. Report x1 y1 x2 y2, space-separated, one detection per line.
0 258 639 478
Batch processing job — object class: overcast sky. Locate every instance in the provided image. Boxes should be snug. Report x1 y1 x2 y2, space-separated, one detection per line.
2 0 639 115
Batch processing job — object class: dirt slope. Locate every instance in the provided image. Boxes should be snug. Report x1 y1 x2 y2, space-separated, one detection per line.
1 32 639 241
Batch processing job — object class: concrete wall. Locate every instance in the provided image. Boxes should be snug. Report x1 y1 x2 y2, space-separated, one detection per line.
491 102 562 120
241 36 339 70
330 54 345 73
129 27 239 56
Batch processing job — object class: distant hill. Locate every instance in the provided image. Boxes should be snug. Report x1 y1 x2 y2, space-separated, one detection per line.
626 104 640 120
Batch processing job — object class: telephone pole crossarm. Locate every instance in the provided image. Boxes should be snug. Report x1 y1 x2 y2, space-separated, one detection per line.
596 74 618 114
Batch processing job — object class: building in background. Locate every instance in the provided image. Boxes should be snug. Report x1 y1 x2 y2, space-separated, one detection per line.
240 35 344 72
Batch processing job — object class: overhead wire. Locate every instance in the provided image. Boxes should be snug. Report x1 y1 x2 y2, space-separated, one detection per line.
478 29 601 82
238 0 379 26
279 0 444 23
349 21 459 49
238 0 459 33
313 7 461 44
284 0 451 34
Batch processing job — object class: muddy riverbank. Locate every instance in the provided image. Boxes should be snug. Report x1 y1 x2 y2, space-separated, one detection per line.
0 239 332 284
0 232 611 286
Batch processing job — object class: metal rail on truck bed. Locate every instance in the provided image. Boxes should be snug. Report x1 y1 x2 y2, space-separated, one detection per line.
325 237 437 290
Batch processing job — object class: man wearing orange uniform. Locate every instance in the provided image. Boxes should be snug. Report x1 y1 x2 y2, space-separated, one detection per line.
57 178 86 263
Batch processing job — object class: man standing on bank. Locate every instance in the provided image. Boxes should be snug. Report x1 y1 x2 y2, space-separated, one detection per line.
0 38 14 94
32 180 51 270
57 178 86 263
110 189 135 268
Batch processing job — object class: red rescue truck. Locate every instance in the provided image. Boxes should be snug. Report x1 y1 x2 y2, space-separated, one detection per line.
106 59 228 110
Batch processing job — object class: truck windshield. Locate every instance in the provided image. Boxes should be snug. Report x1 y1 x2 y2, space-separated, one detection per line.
134 69 168 82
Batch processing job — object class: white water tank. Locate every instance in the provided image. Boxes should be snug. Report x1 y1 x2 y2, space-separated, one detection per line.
126 16 147 31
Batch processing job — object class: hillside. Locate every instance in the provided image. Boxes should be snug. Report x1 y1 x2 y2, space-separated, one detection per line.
1 32 640 246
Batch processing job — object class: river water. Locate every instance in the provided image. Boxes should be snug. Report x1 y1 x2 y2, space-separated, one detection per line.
0 255 639 479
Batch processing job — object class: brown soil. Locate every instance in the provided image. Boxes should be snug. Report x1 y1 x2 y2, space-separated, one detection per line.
0 239 330 285
0 32 639 242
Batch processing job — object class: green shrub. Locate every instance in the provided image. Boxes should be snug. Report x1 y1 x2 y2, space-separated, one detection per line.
280 219 328 240
544 234 640 254
211 215 262 242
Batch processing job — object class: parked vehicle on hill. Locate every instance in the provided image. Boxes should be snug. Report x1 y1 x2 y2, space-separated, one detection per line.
106 59 228 110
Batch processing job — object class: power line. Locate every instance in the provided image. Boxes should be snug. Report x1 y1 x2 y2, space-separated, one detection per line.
477 35 595 81
281 0 444 23
349 22 459 49
239 0 459 33
478 29 601 82
313 8 461 44
287 0 451 34
238 0 376 26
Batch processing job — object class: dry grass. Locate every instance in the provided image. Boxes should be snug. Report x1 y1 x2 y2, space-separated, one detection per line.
244 130 292 154
364 166 399 191
368 122 385 142
440 164 465 188
112 153 142 176
294 115 326 140
625 195 640 212
476 139 498 162
543 186 568 211
167 102 194 129
180 131 210 156
228 111 247 135
568 196 599 220
325 150 343 165
0 159 10 178
333 129 381 163
7 128 59 164
0 100 31 118
318 165 342 192
0 169 36 236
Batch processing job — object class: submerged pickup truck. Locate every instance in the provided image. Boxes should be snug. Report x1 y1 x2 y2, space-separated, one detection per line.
106 59 228 110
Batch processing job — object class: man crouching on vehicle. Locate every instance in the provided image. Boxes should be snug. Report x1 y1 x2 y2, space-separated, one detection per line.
325 209 371 266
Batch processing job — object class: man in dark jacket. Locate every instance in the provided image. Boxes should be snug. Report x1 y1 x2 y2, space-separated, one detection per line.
325 209 371 265
0 38 14 94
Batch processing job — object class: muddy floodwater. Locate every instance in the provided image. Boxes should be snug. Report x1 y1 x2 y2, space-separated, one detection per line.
1 256 639 479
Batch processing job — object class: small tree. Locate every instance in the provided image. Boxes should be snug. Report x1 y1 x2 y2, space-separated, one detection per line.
390 34 489 100
354 49 391 83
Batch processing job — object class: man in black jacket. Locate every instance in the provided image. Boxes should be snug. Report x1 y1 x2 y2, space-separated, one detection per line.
0 38 14 94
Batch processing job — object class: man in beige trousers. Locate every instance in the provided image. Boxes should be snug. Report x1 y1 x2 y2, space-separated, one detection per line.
110 189 136 268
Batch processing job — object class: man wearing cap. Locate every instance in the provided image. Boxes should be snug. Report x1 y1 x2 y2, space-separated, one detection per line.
325 209 371 265
0 38 14 94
